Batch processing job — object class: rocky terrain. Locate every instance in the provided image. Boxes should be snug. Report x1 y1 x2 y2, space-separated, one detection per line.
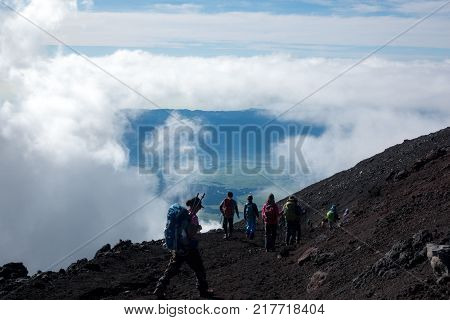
1 127 449 300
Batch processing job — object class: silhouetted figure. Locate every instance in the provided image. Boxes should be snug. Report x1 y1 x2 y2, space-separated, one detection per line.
154 195 213 299
244 195 259 240
219 191 240 239
262 193 280 251
282 196 303 245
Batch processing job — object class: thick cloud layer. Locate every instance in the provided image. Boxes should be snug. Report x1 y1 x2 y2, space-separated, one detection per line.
0 1 449 272
0 1 172 272
55 8 450 49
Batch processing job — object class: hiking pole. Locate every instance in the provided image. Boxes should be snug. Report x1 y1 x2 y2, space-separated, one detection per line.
198 193 206 212
191 193 205 213
192 193 200 212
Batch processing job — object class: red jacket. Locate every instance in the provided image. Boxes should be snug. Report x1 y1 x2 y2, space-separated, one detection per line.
262 202 280 225
220 198 239 218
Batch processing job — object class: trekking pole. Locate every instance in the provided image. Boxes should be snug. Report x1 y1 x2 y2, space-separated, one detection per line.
193 193 200 210
191 193 205 213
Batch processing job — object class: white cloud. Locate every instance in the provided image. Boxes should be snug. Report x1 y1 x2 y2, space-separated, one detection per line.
80 0 94 11
145 112 205 177
59 52 449 115
302 0 450 16
147 3 203 13
273 108 448 190
50 10 450 49
393 0 450 15
0 0 192 272
349 3 383 14
0 0 75 68
0 137 167 271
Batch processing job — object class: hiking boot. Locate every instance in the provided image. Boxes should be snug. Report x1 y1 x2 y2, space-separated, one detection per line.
199 288 214 298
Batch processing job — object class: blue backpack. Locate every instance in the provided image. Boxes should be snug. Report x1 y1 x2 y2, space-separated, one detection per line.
164 204 190 250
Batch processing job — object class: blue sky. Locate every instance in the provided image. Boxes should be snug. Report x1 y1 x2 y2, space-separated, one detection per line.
81 0 448 17
83 0 345 14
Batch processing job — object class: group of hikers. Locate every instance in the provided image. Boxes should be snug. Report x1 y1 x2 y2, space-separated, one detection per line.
153 191 341 299
220 191 316 248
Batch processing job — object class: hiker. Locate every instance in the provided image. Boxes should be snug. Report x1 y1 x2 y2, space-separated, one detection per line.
331 204 339 221
282 196 303 245
323 204 337 229
219 191 240 239
153 195 213 299
188 197 202 234
244 195 259 240
262 193 280 251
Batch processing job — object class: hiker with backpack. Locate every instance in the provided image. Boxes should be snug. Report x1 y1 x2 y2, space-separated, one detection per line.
153 195 213 299
244 195 259 240
219 191 240 239
323 204 338 229
282 196 303 245
262 193 281 251
331 204 338 222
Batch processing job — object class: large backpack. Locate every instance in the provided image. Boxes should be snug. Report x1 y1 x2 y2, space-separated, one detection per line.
284 201 299 222
326 210 335 222
264 203 278 224
245 203 257 220
222 198 234 218
164 204 190 250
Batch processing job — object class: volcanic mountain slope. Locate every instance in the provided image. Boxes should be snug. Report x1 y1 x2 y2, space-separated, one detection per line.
1 127 449 300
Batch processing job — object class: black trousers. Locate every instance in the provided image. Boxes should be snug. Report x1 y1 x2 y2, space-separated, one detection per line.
223 217 234 236
286 221 301 245
155 248 208 293
265 224 278 250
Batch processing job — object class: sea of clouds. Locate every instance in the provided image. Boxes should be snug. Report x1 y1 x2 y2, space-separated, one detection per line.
0 0 449 272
